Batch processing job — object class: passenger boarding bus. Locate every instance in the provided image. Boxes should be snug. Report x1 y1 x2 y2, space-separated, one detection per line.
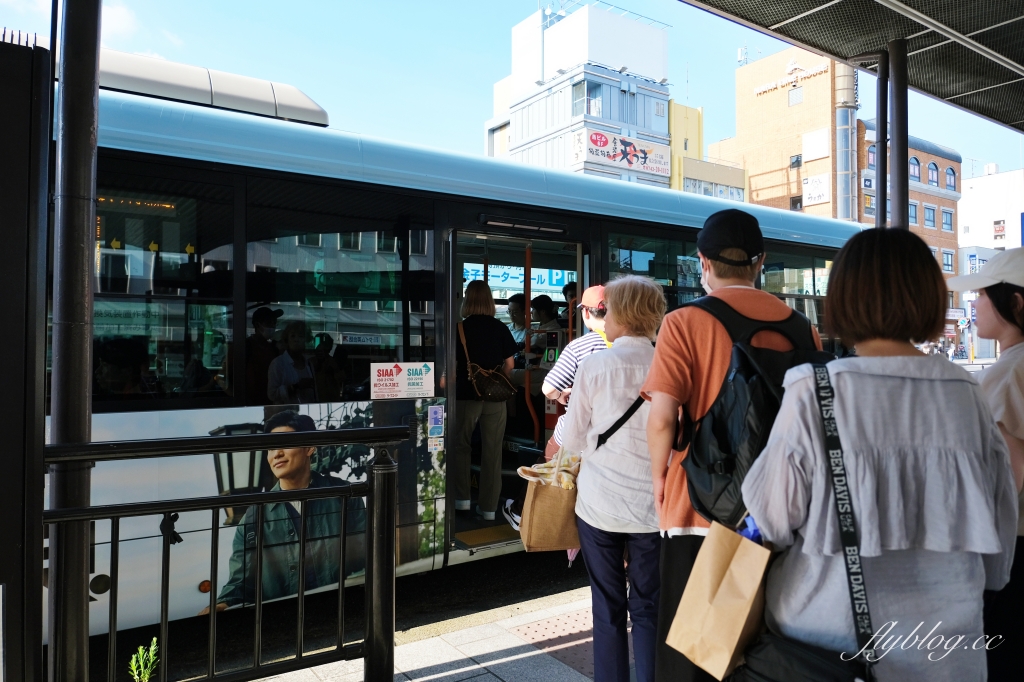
42 56 860 672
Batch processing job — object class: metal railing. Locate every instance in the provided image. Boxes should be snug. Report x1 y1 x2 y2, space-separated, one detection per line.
43 424 409 682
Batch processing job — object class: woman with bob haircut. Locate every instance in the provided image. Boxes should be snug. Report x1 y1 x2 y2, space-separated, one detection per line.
740 229 1017 681
560 275 666 682
453 280 519 520
947 246 1024 679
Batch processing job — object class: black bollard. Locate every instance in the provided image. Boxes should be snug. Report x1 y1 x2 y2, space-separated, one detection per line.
364 447 398 681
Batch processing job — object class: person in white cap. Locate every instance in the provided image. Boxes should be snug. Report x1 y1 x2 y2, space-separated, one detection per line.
947 246 1024 680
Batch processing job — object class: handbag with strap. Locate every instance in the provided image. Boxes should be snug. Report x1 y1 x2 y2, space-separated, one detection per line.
458 321 517 402
520 447 580 551
729 364 877 682
596 396 645 449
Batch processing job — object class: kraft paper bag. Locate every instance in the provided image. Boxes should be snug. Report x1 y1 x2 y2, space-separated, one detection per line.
666 522 771 680
519 480 579 551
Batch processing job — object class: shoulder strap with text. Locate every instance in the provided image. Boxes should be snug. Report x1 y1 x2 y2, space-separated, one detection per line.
810 364 877 668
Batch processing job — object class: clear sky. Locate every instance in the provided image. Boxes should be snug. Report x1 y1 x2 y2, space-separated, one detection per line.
3 0 1022 177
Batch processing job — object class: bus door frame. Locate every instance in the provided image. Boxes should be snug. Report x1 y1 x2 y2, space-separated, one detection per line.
441 227 584 559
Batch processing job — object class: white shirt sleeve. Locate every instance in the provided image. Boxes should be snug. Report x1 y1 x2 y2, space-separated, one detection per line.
560 360 595 455
983 417 1019 590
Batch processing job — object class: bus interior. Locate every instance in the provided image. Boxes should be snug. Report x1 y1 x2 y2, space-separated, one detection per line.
450 231 583 551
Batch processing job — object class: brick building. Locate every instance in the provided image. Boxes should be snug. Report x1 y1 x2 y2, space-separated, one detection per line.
858 118 962 301
710 46 964 344
709 46 859 220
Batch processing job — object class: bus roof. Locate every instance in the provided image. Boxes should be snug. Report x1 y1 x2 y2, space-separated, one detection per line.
97 89 863 248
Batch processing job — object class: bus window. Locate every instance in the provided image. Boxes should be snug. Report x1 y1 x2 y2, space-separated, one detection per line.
244 177 434 406
608 231 702 311
761 247 834 340
762 252 815 295
89 175 234 408
813 257 832 296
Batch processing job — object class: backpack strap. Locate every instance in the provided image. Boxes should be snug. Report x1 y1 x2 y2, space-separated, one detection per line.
596 396 645 449
810 364 878 669
682 295 817 350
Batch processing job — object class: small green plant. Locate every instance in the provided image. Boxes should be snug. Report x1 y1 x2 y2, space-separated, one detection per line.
128 637 159 682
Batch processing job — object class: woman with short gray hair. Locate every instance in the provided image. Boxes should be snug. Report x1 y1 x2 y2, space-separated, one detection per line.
560 275 666 682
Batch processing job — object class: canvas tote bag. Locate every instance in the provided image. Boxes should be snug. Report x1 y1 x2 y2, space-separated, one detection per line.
666 521 771 680
519 448 580 552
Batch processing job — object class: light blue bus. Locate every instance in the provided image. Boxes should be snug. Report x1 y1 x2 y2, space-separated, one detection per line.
47 82 859 654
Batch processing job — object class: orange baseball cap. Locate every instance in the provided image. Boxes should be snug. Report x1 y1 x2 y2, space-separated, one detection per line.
577 285 606 309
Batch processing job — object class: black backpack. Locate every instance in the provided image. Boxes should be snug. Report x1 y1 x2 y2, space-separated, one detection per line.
678 296 834 528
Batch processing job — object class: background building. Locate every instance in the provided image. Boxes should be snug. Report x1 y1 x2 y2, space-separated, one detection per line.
859 117 962 310
485 3 673 186
710 45 964 346
485 2 746 200
957 165 1024 250
958 245 1002 360
669 101 747 200
709 46 858 219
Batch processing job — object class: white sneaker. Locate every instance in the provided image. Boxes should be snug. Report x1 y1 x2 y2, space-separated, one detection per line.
502 499 521 530
455 499 471 511
475 505 495 521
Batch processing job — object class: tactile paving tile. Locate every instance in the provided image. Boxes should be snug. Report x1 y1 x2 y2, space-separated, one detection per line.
511 608 633 679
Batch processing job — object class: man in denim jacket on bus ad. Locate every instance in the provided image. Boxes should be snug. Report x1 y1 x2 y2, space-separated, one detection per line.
199 411 355 614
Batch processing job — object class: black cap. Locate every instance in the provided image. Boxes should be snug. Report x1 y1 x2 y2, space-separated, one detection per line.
696 209 764 267
252 306 284 327
264 410 317 433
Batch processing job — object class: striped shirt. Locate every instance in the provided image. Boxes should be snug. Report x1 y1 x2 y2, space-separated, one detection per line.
549 331 611 444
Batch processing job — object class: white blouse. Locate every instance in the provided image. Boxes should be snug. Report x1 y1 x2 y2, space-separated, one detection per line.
561 335 659 534
743 356 1018 682
977 341 1024 535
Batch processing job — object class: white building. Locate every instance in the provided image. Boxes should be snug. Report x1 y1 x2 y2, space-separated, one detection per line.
958 164 1024 250
958 245 1002 360
485 3 673 187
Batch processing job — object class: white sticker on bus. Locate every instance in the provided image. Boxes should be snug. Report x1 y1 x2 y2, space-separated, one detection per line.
342 333 382 345
371 362 435 399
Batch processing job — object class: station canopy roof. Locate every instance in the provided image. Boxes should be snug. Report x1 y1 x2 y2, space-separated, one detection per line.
679 1 1024 133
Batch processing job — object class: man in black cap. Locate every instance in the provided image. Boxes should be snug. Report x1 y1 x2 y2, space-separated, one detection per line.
245 306 283 404
640 209 822 682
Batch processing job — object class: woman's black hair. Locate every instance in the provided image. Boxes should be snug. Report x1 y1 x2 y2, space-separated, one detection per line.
985 282 1024 334
264 410 317 433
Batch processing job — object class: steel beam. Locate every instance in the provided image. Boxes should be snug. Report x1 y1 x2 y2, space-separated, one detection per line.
889 38 909 229
909 16 1024 59
48 1 102 681
873 0 1024 79
854 50 888 228
769 0 843 30
875 52 889 228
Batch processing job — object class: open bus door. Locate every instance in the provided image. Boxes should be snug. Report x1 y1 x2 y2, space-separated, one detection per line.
445 230 583 556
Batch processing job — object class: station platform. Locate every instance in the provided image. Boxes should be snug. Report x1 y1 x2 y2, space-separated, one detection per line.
258 586 620 682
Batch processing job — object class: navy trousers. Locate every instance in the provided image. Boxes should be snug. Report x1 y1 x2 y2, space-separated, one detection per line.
577 515 661 682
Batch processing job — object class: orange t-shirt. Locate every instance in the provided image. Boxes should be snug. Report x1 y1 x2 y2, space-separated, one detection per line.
641 287 822 534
